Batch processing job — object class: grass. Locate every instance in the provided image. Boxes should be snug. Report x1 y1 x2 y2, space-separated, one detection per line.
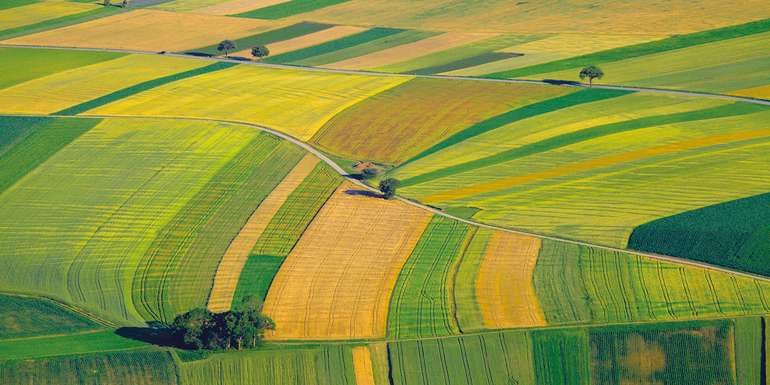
0 330 149 360
234 0 349 19
534 240 770 325
312 78 568 164
629 191 770 276
232 162 340 306
298 29 439 67
0 117 98 194
0 6 120 41
133 136 303 323
387 216 472 338
0 118 261 324
486 17 770 79
0 294 99 339
0 47 124 90
531 329 590 385
57 62 237 115
264 27 404 64
0 350 177 384
187 21 333 55
91 65 411 141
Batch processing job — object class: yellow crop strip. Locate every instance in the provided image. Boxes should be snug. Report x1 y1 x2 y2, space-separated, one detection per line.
92 65 412 141
262 182 431 340
352 346 376 385
192 0 291 15
207 154 319 313
4 9 273 52
0 54 208 114
0 0 97 32
476 232 545 329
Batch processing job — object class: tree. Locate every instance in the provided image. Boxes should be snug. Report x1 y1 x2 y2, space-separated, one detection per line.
579 65 604 87
379 178 400 200
217 40 236 57
251 45 270 60
121 0 129 7
103 0 111 6
171 308 213 350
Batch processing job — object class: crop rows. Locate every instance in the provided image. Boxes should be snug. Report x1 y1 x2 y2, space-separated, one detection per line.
0 294 98 339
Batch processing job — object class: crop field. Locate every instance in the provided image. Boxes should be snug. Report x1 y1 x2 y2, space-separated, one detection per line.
0 294 99 339
232 162 341 306
235 25 366 58
3 9 274 52
312 78 570 163
192 0 291 16
0 0 98 33
387 216 472 339
0 47 123 90
188 21 331 56
234 0 350 20
296 29 438 67
263 183 431 340
91 65 410 140
0 54 210 114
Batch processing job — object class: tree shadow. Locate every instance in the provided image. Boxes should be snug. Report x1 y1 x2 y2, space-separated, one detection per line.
115 326 181 348
344 189 382 198
542 79 581 86
183 52 214 58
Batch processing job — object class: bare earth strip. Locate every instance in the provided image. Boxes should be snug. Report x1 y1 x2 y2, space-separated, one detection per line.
325 32 495 70
352 346 377 385
476 231 546 328
207 154 319 312
193 0 290 15
263 182 431 340
231 25 367 57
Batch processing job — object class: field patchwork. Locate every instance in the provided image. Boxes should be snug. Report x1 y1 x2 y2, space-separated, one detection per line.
234 25 366 58
0 47 123 90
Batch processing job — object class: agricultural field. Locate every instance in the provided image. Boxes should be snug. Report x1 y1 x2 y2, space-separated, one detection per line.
3 1 770 384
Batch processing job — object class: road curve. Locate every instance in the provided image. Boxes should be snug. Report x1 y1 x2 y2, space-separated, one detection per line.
1 111 763 284
3 43 770 106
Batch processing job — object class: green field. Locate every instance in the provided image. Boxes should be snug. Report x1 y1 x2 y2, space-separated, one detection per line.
0 294 99 339
264 27 405 64
0 47 123 90
187 22 333 55
234 0 349 19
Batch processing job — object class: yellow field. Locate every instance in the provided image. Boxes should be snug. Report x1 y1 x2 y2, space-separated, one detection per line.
91 65 411 140
207 154 319 312
281 0 770 35
0 0 97 32
262 183 431 340
194 0 291 15
733 85 770 99
352 346 376 385
4 9 272 52
326 32 495 70
232 25 367 57
0 54 208 114
476 232 545 329
444 33 663 76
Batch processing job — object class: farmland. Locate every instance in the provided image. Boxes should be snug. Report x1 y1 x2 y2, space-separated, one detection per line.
2 0 770 383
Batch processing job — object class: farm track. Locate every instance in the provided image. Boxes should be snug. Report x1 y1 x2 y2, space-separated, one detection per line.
2 43 770 106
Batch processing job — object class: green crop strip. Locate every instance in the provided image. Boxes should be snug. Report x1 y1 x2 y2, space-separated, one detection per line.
0 330 149 360
387 216 471 339
264 27 405 64
187 22 334 56
0 117 98 194
408 52 521 75
734 317 763 385
399 89 630 184
56 62 237 116
234 0 349 20
0 6 122 41
0 0 37 11
629 191 770 277
232 163 340 306
485 17 770 79
294 30 440 66
532 329 590 385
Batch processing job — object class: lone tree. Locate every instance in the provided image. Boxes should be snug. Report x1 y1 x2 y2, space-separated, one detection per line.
251 45 270 60
579 65 604 87
103 0 111 6
217 40 236 57
379 178 400 200
170 296 274 350
121 0 129 7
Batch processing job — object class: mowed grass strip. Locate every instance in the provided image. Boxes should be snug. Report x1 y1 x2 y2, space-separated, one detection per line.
0 54 211 114
264 27 404 64
387 216 472 339
312 79 568 164
234 0 348 19
0 294 99 339
207 154 319 312
263 182 431 340
629 191 770 277
0 117 97 194
134 136 304 323
0 118 260 324
400 88 629 179
0 350 178 385
0 47 124 90
232 162 341 306
299 30 438 67
57 62 237 116
476 232 545 329
92 65 411 141
187 21 333 55
534 240 770 325
486 16 770 79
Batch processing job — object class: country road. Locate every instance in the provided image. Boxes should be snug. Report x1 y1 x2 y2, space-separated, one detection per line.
3 43 770 106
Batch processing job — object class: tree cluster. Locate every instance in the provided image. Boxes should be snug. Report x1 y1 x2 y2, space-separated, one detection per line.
379 178 400 199
171 297 274 350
